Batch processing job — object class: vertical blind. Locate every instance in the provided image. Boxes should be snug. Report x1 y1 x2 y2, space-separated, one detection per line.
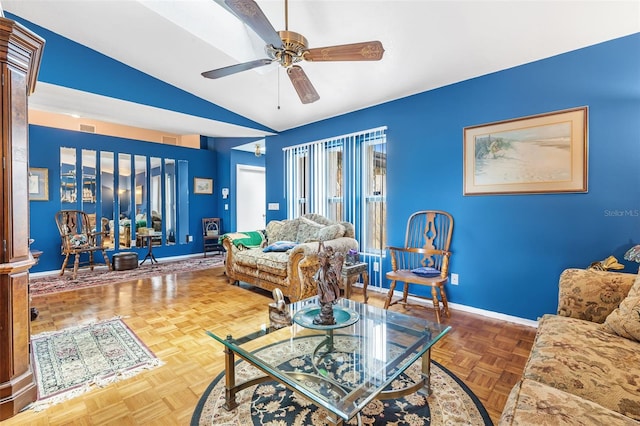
283 126 387 250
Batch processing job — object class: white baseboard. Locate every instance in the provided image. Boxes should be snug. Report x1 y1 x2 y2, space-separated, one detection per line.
446 301 539 328
362 285 539 328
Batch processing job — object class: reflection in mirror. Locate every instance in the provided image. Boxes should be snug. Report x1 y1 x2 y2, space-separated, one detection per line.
60 147 77 208
150 157 162 246
118 153 132 248
100 151 115 249
134 155 147 245
177 160 189 245
81 149 97 230
164 158 176 245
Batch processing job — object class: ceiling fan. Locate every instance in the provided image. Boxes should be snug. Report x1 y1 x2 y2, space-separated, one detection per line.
202 0 385 104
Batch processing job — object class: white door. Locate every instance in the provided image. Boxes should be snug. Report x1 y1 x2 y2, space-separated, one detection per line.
236 165 266 231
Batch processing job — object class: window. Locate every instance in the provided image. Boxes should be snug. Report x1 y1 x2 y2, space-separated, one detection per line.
284 127 387 255
361 133 387 253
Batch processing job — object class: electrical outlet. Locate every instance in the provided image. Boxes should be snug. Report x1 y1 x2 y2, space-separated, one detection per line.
451 273 459 285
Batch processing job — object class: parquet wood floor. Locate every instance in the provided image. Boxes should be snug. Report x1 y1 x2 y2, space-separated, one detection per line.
4 264 537 425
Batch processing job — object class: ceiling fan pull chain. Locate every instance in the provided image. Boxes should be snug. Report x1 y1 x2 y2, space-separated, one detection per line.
277 67 281 110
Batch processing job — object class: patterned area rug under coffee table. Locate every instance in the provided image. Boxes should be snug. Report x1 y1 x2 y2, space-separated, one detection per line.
192 336 493 425
30 318 163 410
30 255 224 296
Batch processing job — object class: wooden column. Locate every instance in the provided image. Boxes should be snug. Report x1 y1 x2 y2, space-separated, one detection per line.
0 17 44 421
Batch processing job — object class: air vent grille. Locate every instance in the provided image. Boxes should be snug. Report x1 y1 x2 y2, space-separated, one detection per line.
79 124 96 133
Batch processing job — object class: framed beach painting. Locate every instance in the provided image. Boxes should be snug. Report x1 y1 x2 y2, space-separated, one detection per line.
463 107 588 195
29 167 49 201
194 177 213 194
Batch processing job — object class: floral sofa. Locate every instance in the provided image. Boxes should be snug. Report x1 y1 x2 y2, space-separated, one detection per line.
222 214 359 301
500 268 640 425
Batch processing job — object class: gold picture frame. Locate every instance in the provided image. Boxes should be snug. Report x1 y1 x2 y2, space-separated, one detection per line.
463 107 588 195
194 177 213 195
29 167 49 201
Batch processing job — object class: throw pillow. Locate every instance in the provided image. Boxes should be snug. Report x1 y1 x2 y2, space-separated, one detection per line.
70 233 88 247
296 217 324 243
602 272 640 341
263 241 298 253
266 220 299 243
266 220 285 242
316 223 345 241
411 266 441 277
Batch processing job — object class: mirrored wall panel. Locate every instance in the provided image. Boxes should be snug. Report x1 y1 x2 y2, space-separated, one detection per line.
60 147 77 208
81 149 97 230
59 148 188 252
118 153 132 248
150 157 162 246
101 151 115 249
177 160 189 245
164 158 176 245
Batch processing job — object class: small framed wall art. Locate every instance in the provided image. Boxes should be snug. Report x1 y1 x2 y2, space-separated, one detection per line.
29 167 49 201
194 177 213 195
463 107 588 195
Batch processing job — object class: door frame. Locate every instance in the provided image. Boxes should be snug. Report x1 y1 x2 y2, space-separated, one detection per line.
235 164 266 231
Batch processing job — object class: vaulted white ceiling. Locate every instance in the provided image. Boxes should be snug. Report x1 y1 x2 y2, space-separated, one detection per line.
4 0 640 137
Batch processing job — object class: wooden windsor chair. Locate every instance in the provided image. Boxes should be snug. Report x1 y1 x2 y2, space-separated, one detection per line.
54 210 112 279
384 210 454 323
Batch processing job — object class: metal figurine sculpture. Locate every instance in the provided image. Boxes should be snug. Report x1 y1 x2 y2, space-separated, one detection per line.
313 242 344 325
269 288 292 329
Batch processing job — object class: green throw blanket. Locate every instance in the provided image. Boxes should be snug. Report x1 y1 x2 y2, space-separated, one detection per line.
221 231 265 249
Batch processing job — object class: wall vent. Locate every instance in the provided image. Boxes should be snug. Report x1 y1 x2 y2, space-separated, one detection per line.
79 123 96 133
162 136 178 145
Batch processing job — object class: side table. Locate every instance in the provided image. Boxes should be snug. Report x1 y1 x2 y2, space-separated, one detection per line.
139 232 161 265
341 261 369 303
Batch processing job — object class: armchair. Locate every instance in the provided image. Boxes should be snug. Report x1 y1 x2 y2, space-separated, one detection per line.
54 210 111 279
384 210 454 323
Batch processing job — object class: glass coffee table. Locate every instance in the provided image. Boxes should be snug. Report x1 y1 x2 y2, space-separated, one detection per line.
206 297 451 425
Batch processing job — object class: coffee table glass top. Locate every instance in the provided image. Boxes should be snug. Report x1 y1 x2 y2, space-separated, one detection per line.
207 297 451 422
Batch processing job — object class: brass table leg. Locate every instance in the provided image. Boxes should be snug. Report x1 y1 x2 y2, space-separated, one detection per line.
223 345 238 410
422 347 432 396
378 347 432 400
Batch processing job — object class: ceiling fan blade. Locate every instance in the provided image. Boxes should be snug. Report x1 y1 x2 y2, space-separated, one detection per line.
224 0 283 49
287 65 319 104
202 58 272 79
304 41 384 62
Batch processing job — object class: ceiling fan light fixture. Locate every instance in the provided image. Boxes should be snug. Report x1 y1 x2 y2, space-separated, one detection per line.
255 143 262 157
201 0 384 104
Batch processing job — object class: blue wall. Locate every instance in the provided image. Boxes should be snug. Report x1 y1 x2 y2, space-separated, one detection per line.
8 12 273 134
210 137 266 233
29 126 218 273
265 33 640 320
16 7 639 320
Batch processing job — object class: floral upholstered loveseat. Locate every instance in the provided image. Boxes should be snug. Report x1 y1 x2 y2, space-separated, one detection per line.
500 268 640 425
222 214 359 301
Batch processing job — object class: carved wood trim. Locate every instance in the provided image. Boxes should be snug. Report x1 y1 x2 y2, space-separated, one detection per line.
0 18 45 94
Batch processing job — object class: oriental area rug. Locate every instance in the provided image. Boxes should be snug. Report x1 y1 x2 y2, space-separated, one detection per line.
30 318 163 410
191 336 493 426
30 255 224 296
